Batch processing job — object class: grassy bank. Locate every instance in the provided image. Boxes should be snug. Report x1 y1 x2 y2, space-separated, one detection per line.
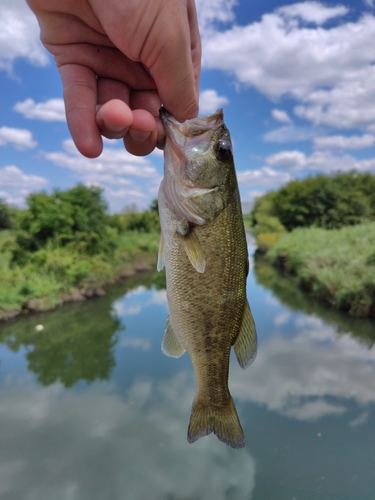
250 172 375 317
0 185 162 321
267 222 375 316
0 229 160 321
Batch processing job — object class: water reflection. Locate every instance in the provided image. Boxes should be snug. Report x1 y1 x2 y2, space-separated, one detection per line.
254 253 375 347
0 270 166 387
1 259 375 499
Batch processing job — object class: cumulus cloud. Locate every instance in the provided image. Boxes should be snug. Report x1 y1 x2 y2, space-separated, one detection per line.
0 127 37 150
43 139 161 211
14 99 66 122
202 3 375 131
0 165 48 189
276 2 349 25
196 0 238 32
314 133 375 150
264 125 319 143
266 150 307 170
237 166 293 188
0 0 49 71
265 149 375 173
199 89 229 115
271 109 292 124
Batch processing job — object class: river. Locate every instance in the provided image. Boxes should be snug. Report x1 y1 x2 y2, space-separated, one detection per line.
0 243 374 500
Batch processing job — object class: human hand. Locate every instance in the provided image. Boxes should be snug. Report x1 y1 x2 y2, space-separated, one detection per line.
27 0 201 157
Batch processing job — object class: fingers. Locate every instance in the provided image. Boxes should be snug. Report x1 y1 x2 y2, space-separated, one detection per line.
59 64 103 158
144 0 201 122
96 79 132 139
124 109 158 156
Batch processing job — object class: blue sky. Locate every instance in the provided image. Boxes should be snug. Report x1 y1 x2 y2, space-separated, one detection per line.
1 0 375 212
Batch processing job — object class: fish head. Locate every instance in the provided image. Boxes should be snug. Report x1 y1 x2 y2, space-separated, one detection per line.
160 108 236 225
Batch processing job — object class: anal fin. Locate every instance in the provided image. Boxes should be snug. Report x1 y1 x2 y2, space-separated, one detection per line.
233 301 257 369
161 316 185 358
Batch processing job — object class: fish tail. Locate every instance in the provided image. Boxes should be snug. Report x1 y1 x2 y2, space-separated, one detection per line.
187 396 245 449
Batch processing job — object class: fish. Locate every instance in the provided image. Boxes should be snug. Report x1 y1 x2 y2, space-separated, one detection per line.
157 107 257 449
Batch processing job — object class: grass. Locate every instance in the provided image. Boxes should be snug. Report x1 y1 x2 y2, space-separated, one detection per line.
0 230 160 319
267 222 375 316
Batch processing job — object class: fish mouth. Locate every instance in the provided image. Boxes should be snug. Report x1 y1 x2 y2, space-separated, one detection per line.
160 107 224 145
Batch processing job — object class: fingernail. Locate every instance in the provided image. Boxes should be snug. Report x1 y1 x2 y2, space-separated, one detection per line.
129 129 152 142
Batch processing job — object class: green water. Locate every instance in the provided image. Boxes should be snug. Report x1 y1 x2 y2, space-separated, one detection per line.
0 250 375 500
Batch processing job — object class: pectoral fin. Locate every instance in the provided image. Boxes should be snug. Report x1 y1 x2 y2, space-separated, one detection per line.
157 233 165 271
233 301 257 369
161 316 186 358
178 229 206 273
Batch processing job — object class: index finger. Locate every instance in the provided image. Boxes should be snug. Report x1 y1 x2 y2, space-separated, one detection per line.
59 64 103 158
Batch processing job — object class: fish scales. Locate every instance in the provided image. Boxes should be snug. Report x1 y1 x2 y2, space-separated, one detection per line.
158 108 257 448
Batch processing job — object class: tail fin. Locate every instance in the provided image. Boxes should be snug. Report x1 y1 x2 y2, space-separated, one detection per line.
187 396 245 449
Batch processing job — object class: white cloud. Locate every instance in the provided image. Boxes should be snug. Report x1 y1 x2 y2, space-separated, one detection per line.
199 89 229 115
314 133 375 150
264 125 319 143
276 2 349 25
237 166 293 188
0 166 48 189
0 127 37 150
0 0 49 71
271 109 292 124
266 150 307 170
265 149 375 173
202 4 375 132
196 0 238 32
44 139 161 208
13 98 66 122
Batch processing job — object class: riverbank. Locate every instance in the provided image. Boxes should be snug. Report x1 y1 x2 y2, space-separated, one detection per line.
0 230 160 322
264 222 375 317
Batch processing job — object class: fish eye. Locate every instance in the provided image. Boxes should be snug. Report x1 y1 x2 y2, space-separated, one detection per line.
214 140 232 161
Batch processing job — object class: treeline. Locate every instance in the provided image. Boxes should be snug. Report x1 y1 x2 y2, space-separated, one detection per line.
0 185 160 319
251 171 375 251
250 171 375 316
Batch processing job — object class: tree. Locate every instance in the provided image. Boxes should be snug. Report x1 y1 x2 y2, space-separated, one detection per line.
15 185 111 256
0 199 14 229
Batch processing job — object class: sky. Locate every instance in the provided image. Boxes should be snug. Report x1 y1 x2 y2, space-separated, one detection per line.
1 0 375 213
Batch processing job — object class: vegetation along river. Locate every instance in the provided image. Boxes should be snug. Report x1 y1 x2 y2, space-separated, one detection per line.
0 240 375 500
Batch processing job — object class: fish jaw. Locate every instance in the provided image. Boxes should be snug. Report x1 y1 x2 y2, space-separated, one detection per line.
159 107 228 226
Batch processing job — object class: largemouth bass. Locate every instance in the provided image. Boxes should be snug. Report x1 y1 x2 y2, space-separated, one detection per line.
158 108 257 449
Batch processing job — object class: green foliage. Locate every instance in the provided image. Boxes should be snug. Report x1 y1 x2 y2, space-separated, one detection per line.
0 199 14 229
149 198 159 213
272 171 375 230
250 191 286 251
107 210 160 233
12 185 114 262
0 184 161 317
268 222 375 316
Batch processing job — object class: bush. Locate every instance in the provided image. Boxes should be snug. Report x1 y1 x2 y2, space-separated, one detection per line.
12 185 113 263
0 200 14 229
273 171 375 230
